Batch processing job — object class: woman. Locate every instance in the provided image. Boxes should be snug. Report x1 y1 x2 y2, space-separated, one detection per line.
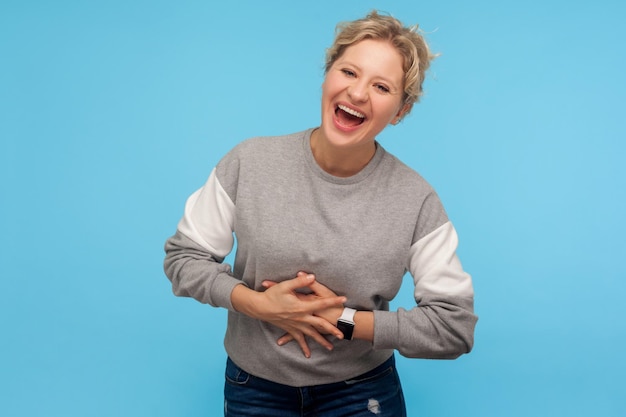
164 10 477 416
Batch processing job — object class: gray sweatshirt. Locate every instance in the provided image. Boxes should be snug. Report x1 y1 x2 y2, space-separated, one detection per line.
164 128 477 387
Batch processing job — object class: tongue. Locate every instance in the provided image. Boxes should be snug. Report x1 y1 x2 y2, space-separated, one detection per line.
337 108 363 127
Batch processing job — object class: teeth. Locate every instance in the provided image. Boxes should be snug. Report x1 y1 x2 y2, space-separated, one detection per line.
338 104 365 119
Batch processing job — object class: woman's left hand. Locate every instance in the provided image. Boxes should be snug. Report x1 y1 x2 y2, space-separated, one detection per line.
263 272 345 347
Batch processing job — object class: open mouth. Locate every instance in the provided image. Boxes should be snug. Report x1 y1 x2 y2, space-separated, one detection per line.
335 104 365 127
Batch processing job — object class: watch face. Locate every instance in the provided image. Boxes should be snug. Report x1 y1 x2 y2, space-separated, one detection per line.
337 319 354 340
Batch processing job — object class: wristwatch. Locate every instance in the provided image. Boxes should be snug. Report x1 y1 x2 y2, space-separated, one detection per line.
336 307 357 340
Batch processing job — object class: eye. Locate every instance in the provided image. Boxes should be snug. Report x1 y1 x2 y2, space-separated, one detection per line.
341 69 356 77
375 84 390 93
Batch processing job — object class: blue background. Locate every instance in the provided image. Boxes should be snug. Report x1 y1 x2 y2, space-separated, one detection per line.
2 0 625 416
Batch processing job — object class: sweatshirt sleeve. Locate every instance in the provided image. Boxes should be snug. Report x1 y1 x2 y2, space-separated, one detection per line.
163 168 243 310
372 221 477 359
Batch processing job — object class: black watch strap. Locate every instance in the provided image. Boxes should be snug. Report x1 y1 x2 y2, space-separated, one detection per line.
336 307 356 340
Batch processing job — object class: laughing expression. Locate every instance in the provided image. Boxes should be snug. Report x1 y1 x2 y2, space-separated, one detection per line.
318 38 410 151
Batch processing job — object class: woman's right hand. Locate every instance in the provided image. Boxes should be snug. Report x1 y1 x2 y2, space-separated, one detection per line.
230 272 346 358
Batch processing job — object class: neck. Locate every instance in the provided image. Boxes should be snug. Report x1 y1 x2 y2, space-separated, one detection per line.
310 129 376 177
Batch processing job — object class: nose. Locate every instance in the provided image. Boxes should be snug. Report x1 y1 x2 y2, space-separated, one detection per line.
347 80 368 103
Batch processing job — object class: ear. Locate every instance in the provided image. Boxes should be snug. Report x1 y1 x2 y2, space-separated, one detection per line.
391 102 413 125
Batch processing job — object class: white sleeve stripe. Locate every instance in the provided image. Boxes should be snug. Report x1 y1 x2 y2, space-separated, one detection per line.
177 168 235 258
408 221 474 300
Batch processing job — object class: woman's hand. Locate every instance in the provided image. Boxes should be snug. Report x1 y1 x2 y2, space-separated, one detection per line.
262 272 346 351
231 272 346 358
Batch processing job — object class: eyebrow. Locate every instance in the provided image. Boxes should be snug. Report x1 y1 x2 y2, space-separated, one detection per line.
338 60 402 91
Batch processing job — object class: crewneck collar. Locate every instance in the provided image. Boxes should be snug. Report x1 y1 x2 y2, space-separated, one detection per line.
302 128 385 185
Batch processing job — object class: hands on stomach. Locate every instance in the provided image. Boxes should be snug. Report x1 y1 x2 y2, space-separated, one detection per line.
231 271 346 358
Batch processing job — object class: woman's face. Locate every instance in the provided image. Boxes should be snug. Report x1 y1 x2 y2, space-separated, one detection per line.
319 39 410 149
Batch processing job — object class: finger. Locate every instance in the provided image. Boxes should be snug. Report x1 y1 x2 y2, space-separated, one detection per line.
288 292 346 313
291 333 312 358
277 325 335 353
264 273 311 290
308 295 347 311
279 273 316 292
297 272 340 299
311 316 344 339
301 326 335 351
277 333 294 346
308 279 338 297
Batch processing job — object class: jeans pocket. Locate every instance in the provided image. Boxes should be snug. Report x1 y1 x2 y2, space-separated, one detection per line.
225 357 251 385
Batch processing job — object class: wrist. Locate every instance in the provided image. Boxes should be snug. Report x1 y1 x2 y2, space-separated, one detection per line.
352 310 374 342
231 284 263 318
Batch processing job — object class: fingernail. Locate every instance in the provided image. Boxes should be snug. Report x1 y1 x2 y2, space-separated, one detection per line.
306 274 315 280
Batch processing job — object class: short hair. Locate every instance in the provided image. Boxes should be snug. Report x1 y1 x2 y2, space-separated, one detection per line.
324 10 437 114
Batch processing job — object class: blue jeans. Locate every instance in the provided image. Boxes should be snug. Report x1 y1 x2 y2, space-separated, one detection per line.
224 355 406 417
